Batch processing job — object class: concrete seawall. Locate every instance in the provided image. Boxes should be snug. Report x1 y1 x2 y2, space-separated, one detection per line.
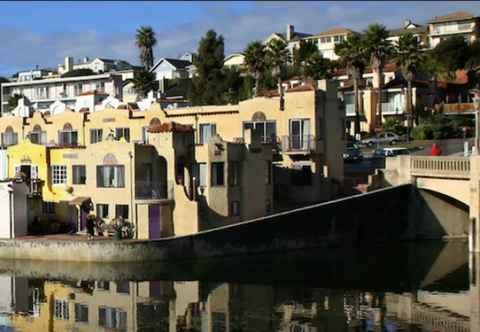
0 185 413 262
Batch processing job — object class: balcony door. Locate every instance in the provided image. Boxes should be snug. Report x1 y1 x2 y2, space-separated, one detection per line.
289 119 310 150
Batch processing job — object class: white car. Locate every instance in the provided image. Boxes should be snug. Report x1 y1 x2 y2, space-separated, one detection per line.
361 132 401 147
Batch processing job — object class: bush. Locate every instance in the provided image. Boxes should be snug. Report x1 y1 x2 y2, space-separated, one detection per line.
412 125 433 140
383 118 407 135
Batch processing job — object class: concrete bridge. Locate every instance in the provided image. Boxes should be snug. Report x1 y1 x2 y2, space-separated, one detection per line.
383 154 480 252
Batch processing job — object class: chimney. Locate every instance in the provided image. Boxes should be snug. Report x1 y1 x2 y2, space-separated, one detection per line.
286 24 294 41
404 19 411 28
64 56 73 72
83 56 90 63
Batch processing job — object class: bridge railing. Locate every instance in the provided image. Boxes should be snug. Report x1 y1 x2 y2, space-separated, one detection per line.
410 156 470 179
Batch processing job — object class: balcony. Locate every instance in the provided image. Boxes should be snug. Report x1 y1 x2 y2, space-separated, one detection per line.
442 103 476 115
135 180 169 200
280 135 316 154
431 23 474 36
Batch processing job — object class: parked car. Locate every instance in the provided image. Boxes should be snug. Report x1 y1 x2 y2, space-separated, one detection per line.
343 145 363 162
373 147 410 157
361 132 402 147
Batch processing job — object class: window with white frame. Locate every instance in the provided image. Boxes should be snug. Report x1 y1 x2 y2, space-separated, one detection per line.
97 165 125 188
75 303 89 323
52 165 67 185
198 123 216 145
54 299 69 320
90 129 103 144
98 307 127 330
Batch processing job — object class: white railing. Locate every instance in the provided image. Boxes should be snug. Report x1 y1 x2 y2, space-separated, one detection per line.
381 102 404 115
411 156 470 179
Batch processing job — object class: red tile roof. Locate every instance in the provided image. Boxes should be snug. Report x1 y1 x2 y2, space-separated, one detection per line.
429 11 475 24
79 90 109 96
148 122 194 133
309 27 355 38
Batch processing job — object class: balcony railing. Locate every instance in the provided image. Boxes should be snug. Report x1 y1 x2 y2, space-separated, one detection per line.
381 102 405 115
135 180 169 200
280 135 316 153
443 103 476 114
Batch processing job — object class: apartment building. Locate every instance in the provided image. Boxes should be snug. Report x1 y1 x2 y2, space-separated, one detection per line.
387 20 429 47
0 80 343 238
0 73 123 115
304 28 356 60
428 11 480 48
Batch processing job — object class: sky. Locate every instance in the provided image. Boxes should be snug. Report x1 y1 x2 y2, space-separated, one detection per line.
1 1 480 76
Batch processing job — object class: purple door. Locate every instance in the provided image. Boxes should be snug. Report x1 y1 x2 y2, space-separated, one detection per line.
80 209 87 231
149 205 161 239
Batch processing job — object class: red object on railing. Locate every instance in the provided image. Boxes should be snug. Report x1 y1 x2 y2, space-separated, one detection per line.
431 144 442 156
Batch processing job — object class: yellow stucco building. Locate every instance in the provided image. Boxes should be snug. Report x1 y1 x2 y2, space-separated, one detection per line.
0 79 344 239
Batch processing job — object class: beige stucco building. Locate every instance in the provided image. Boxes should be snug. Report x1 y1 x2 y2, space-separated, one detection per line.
0 80 343 238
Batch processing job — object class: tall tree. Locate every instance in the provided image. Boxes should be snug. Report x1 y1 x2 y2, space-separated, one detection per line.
244 41 267 97
135 26 157 70
266 39 290 98
335 33 367 136
363 23 393 129
132 70 157 98
303 52 332 83
394 32 424 129
431 35 469 79
191 30 226 105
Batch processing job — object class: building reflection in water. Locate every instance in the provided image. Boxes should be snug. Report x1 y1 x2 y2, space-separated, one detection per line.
0 249 477 331
0 277 473 331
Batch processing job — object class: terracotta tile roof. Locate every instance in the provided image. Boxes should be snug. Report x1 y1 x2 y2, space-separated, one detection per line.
117 102 139 111
79 107 89 113
287 84 315 92
429 11 476 24
148 122 194 133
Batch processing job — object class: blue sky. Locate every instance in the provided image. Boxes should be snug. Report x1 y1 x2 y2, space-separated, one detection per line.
1 1 480 76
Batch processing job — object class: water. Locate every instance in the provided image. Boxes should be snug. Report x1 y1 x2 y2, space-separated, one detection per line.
0 241 476 331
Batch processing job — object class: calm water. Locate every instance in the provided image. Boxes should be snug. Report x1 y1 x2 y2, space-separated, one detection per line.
0 241 477 332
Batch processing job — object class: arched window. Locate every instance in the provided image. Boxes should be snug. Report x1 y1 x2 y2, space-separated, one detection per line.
150 118 161 126
63 123 73 131
103 153 119 165
2 126 17 146
251 111 266 122
58 123 78 146
30 125 46 144
33 125 42 132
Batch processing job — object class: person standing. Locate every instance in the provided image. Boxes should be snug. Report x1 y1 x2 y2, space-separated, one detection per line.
431 143 442 156
86 214 96 240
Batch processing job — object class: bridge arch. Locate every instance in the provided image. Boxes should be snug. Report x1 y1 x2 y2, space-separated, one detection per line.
414 177 471 207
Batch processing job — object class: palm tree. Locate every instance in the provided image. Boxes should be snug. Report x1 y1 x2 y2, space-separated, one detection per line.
363 24 393 129
394 33 424 129
266 39 290 96
335 33 367 136
244 41 267 97
135 26 157 70
303 51 332 82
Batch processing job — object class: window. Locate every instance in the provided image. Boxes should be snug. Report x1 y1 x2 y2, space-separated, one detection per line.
72 165 86 185
52 165 67 185
116 281 130 294
96 281 110 291
228 162 241 186
75 303 88 323
97 204 109 219
141 126 149 143
211 162 224 186
90 129 103 144
199 123 216 145
74 84 82 96
115 128 130 142
54 299 69 320
29 126 47 144
193 163 207 188
231 201 240 217
243 121 276 143
98 307 127 330
97 165 125 188
2 127 18 147
289 118 311 150
265 161 272 184
35 86 49 99
58 130 78 146
333 35 340 43
115 205 129 220
43 202 55 214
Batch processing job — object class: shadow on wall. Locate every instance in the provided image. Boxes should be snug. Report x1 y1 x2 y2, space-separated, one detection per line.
406 187 469 239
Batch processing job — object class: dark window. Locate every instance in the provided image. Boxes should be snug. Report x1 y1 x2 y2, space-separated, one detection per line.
115 128 130 142
75 303 89 323
116 281 130 294
115 205 129 220
58 130 78 146
97 166 125 188
72 165 86 185
98 307 127 330
90 129 103 144
211 162 224 186
96 204 109 219
231 201 240 216
228 162 241 186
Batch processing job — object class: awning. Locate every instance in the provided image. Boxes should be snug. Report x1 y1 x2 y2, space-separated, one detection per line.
68 196 91 206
